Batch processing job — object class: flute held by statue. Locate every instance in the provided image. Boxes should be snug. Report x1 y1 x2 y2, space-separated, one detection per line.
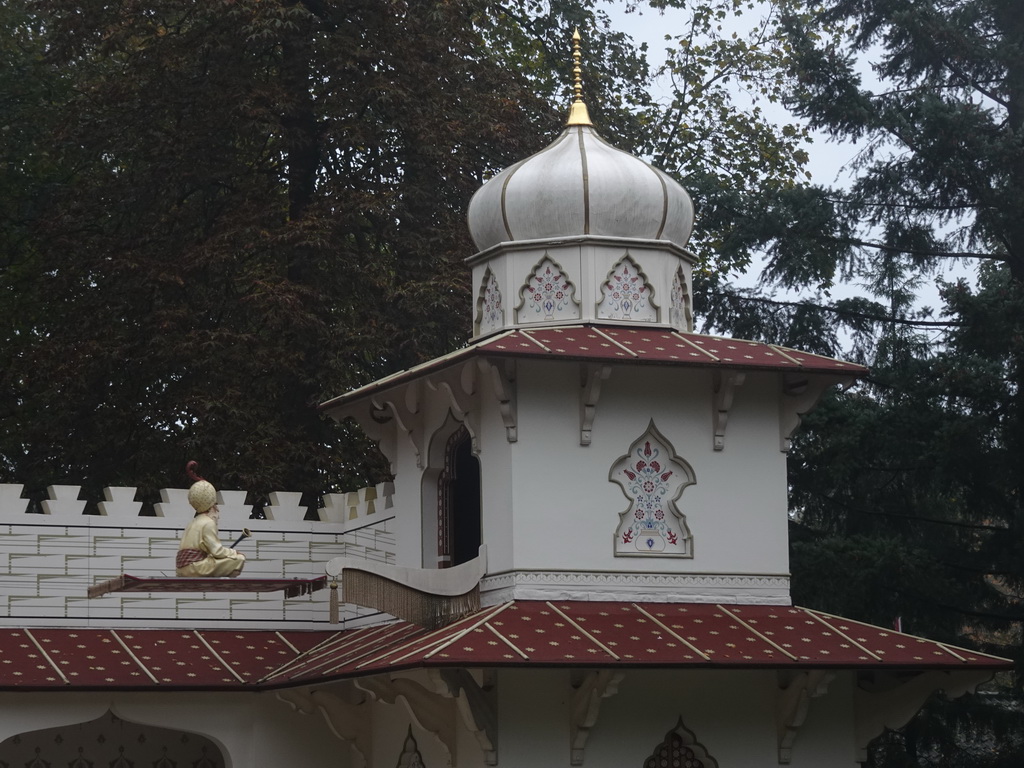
229 528 252 549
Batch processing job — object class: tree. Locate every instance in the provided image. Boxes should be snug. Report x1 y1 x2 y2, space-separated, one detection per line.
0 0 815 500
640 0 815 275
692 1 1024 764
779 0 1024 283
0 0 560 495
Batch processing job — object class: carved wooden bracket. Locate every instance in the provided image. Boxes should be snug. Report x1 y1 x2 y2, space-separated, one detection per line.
430 668 499 765
712 370 745 451
460 359 478 397
854 670 991 763
479 358 517 442
359 404 399 476
776 669 834 763
429 365 482 456
570 669 624 765
276 686 371 768
373 381 425 468
779 375 847 452
356 674 458 764
579 364 612 446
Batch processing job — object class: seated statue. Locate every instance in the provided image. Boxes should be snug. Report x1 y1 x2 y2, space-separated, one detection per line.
176 463 245 577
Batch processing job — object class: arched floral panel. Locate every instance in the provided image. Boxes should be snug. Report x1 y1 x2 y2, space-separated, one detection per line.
475 268 504 336
516 255 580 323
669 267 693 332
611 421 695 557
598 254 658 322
642 717 719 768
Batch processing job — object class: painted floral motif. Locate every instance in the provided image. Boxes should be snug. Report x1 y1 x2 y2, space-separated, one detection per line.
669 269 693 331
623 441 673 548
611 422 694 557
476 269 504 335
518 257 579 322
598 256 657 321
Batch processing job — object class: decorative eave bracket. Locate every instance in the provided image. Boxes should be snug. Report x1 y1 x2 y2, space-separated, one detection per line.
779 374 852 453
429 361 482 455
853 670 992 763
357 670 497 766
372 378 425 468
357 674 458 763
479 357 518 442
430 668 499 765
570 669 624 765
776 669 834 764
580 364 612 446
277 686 372 768
712 370 745 451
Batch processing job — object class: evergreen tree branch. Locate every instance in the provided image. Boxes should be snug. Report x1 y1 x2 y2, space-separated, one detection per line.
831 239 991 264
712 292 965 328
795 489 1007 532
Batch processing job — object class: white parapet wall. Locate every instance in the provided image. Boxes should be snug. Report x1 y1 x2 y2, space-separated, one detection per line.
0 483 397 630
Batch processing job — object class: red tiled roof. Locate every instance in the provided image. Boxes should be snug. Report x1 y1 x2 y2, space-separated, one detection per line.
478 327 862 375
0 602 1006 691
320 326 865 412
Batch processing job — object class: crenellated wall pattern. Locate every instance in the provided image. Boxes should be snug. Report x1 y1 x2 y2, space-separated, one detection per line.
0 483 397 630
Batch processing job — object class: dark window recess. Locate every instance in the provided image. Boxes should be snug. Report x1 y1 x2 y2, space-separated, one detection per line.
437 426 481 568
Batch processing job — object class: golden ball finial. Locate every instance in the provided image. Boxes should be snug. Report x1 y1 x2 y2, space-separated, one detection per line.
566 27 593 127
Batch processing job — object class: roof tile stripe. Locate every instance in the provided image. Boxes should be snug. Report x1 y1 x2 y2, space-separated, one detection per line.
193 630 245 684
270 623 414 682
631 603 710 661
23 628 69 685
110 630 160 685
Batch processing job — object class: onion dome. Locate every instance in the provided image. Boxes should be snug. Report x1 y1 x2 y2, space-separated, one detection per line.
467 32 694 253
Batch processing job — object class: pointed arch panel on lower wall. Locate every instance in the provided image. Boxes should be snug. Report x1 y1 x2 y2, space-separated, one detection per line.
0 710 224 768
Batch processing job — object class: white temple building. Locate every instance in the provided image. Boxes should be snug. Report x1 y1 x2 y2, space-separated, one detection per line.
0 38 1009 768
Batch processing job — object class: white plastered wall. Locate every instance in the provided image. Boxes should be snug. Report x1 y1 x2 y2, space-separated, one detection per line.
487 360 791 580
348 353 794 601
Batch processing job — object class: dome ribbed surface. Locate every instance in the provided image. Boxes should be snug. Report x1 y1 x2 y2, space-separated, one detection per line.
468 125 694 252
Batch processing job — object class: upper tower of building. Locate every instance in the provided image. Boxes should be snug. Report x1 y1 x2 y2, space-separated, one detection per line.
317 29 868 610
465 30 698 339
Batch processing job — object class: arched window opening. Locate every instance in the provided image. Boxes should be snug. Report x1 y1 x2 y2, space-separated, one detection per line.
437 425 481 568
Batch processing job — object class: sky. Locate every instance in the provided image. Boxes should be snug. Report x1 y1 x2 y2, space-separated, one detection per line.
603 1 861 186
602 1 972 323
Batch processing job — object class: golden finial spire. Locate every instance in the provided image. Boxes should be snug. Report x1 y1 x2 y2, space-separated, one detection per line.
566 28 593 127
